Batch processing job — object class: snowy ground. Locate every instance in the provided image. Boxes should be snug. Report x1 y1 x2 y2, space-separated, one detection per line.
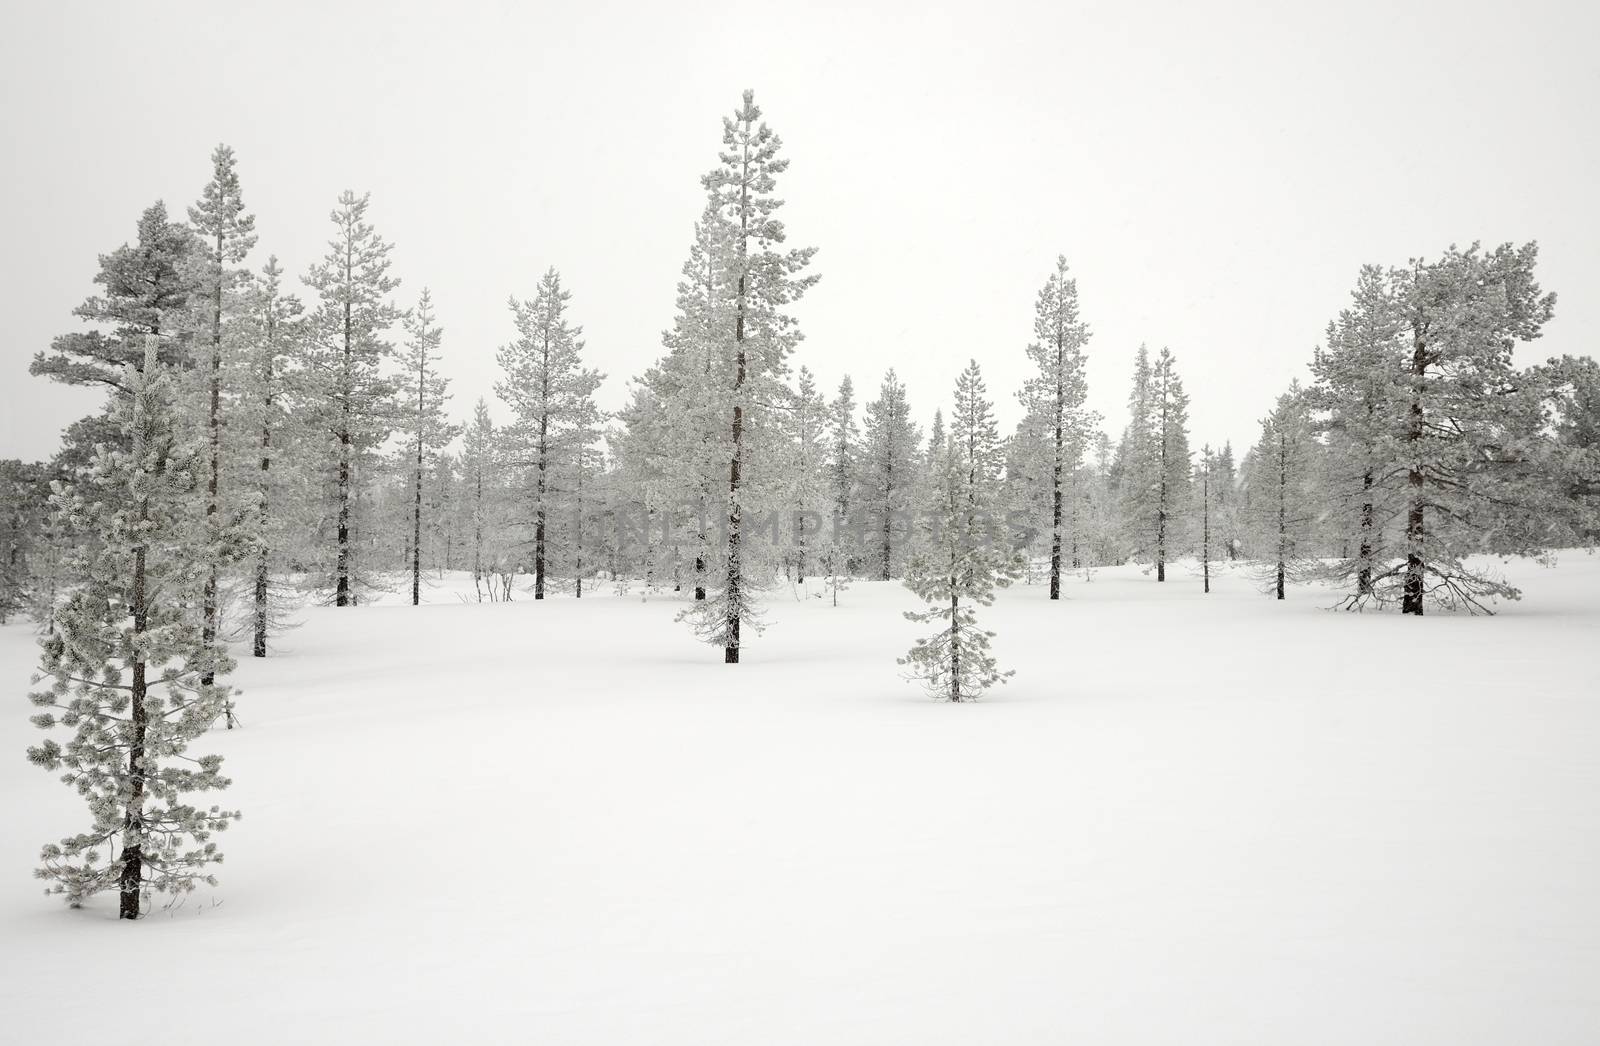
2 556 1597 1044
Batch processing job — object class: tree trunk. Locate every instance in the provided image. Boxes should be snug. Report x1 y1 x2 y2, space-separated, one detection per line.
949 588 961 702
335 261 353 607
201 233 223 688
1403 331 1427 616
121 344 156 920
1357 469 1374 597
1049 373 1064 599
1277 436 1288 601
880 468 893 581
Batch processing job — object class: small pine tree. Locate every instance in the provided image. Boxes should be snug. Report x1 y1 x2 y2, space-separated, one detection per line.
1242 385 1321 599
399 289 459 606
899 361 1022 701
26 339 239 919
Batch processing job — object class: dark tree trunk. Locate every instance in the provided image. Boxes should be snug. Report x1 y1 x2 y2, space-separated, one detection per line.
201 235 222 689
1049 372 1064 599
723 142 753 664
949 588 961 702
1357 469 1375 597
1403 330 1427 616
880 474 893 582
121 350 154 920
1277 435 1288 600
726 330 745 663
335 267 353 607
253 306 275 660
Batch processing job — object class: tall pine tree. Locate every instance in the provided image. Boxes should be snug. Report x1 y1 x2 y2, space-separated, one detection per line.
27 339 239 919
1021 255 1092 599
301 191 402 606
496 268 602 599
399 289 458 605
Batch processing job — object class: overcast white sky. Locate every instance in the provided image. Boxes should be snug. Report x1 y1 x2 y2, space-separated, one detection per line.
2 0 1596 463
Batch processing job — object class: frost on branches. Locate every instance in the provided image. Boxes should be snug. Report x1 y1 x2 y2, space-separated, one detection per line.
676 89 817 662
899 362 1022 701
26 340 240 919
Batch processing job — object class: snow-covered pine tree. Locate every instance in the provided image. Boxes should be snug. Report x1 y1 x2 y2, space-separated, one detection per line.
779 365 829 584
820 374 860 584
186 144 257 690
1241 384 1321 599
858 369 921 580
1535 355 1600 541
496 268 603 600
1021 255 1092 599
1388 244 1555 614
459 398 517 601
1122 346 1192 580
899 361 1022 701
1197 444 1216 593
31 201 197 395
643 203 737 599
399 289 459 606
611 379 682 594
682 89 818 663
1308 265 1406 605
236 257 305 662
301 190 402 607
27 338 239 919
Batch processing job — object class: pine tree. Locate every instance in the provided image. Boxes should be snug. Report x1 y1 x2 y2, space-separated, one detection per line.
1242 385 1320 599
1021 255 1092 599
899 361 1022 701
1536 355 1600 541
859 369 921 580
1390 244 1556 613
643 203 736 600
1123 346 1192 580
779 365 828 583
1309 265 1405 605
1197 445 1215 593
496 268 602 599
459 399 517 601
31 201 197 394
681 89 817 663
301 191 402 606
820 374 860 584
27 338 239 918
399 289 459 605
242 257 304 657
1310 246 1558 613
187 144 257 692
